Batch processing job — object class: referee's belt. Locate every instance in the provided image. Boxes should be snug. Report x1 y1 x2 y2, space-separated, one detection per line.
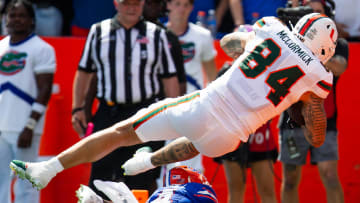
100 96 157 108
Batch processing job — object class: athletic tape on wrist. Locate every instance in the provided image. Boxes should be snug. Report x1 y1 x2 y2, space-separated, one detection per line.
32 102 46 114
143 152 155 169
25 118 37 130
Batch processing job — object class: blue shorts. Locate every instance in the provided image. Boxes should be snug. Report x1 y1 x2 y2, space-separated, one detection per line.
279 128 339 165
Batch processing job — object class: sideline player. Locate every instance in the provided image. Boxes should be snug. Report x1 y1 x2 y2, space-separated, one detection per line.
0 0 56 202
10 13 337 191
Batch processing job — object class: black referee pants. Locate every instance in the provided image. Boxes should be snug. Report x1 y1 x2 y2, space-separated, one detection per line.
88 100 164 199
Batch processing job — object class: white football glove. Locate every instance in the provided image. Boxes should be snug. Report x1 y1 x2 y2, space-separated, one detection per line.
122 150 155 176
93 180 138 203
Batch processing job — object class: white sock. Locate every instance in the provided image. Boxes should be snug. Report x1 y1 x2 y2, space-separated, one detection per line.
47 157 64 174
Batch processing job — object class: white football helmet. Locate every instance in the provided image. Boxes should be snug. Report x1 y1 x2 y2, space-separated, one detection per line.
293 13 338 64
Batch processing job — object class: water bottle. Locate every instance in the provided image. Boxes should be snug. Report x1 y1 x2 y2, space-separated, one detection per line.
196 10 207 28
207 9 217 38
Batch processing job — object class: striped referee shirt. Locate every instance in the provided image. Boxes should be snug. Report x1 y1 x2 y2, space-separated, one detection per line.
78 17 177 104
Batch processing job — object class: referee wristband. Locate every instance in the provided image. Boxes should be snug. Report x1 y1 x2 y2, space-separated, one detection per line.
71 107 84 115
31 102 46 114
25 118 38 130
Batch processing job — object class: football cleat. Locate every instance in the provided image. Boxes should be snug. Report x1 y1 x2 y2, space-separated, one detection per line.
10 160 43 190
10 160 54 190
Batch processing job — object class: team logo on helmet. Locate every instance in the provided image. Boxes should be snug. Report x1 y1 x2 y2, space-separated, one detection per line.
164 165 210 187
0 51 27 75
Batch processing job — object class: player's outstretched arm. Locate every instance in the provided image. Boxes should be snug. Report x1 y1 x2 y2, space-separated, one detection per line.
122 137 199 176
300 92 327 147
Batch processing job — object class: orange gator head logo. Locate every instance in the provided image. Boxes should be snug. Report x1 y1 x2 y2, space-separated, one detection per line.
0 51 27 75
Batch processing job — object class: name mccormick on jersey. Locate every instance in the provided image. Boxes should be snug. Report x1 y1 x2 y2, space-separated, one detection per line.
276 30 314 65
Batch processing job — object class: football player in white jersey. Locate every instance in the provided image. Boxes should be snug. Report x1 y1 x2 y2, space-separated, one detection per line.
10 13 337 191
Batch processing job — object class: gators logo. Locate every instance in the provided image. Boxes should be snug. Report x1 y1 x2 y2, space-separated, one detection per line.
180 41 195 63
0 51 27 75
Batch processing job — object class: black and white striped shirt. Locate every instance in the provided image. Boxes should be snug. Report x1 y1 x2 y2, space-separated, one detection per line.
78 17 177 104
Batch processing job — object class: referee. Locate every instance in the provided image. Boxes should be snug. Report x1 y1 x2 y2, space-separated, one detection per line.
71 0 180 199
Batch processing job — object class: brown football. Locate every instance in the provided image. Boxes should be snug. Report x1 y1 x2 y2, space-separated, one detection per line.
286 101 305 126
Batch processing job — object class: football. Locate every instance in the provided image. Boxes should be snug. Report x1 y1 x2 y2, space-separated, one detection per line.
286 101 305 126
